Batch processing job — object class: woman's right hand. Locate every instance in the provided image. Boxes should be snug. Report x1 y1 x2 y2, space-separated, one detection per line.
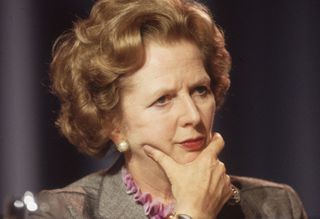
143 133 233 219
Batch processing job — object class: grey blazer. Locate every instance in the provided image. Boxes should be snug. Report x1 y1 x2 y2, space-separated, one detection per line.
27 159 307 219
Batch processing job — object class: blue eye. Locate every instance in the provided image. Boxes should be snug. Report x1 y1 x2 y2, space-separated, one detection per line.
154 95 172 106
194 86 209 96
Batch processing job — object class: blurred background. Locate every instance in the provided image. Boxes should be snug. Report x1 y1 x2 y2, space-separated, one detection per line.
1 0 319 218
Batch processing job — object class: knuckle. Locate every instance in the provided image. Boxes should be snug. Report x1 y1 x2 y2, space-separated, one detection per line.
210 133 225 152
217 161 227 175
220 137 225 147
213 132 222 139
216 134 225 147
213 132 223 143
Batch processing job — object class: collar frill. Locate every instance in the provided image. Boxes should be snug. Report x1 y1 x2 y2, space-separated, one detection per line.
121 167 175 219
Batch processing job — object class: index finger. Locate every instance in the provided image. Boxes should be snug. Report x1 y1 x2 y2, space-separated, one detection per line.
143 145 178 173
199 132 225 160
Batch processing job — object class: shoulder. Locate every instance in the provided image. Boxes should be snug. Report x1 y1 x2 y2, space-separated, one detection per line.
26 169 108 219
231 176 308 219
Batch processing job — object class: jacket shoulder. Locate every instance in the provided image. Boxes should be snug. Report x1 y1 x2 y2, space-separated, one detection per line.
26 169 107 219
232 176 308 219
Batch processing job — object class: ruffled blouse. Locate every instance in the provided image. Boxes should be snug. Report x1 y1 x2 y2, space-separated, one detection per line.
121 167 175 219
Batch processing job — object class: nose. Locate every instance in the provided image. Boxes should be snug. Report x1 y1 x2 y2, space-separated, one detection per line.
179 95 201 127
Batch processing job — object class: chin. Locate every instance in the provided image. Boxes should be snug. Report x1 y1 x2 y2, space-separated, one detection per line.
176 151 202 164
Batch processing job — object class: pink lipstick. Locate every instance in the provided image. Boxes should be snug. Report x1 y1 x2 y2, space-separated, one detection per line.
181 137 205 150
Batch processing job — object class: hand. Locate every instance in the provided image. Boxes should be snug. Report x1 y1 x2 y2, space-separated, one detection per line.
143 133 233 219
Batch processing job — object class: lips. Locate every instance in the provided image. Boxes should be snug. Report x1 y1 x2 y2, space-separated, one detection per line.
180 137 205 150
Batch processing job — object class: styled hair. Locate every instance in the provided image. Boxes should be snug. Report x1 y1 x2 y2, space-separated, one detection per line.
51 0 231 157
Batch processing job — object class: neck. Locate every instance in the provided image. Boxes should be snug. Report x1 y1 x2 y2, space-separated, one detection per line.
124 152 174 205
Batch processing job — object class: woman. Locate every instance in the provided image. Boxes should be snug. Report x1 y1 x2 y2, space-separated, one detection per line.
28 0 307 218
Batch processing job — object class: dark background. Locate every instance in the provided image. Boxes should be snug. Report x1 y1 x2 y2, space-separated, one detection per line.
1 0 319 218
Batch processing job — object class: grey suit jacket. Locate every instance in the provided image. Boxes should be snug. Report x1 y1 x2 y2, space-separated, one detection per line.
27 159 307 219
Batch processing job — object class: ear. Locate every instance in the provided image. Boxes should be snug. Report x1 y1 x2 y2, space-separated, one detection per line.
109 127 124 145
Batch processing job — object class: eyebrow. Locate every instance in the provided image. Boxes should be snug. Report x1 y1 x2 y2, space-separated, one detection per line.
190 76 211 87
148 75 211 100
148 85 176 101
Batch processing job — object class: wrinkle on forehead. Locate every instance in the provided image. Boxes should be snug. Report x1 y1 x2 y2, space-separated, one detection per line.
122 40 204 90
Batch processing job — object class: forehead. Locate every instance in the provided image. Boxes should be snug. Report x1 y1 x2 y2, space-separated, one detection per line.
122 40 207 90
144 39 203 68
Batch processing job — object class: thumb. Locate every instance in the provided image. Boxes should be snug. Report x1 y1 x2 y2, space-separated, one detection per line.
143 145 178 176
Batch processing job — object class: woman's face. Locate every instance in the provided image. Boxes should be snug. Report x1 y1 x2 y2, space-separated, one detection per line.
118 40 215 164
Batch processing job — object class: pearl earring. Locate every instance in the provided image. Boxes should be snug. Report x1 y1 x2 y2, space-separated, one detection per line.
116 141 129 152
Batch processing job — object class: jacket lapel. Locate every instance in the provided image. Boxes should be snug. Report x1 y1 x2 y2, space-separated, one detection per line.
97 162 146 218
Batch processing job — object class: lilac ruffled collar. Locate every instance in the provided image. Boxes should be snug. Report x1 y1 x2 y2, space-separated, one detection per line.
121 167 174 219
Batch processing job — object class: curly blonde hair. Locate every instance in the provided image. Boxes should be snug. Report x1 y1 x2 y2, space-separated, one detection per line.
50 0 231 157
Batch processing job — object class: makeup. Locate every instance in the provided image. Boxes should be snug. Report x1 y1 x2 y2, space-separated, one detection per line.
180 137 205 150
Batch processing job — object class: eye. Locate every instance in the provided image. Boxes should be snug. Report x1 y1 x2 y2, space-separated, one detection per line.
153 95 172 106
193 86 210 96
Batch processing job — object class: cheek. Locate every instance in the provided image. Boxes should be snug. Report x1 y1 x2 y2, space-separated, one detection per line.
123 111 174 146
200 98 216 126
